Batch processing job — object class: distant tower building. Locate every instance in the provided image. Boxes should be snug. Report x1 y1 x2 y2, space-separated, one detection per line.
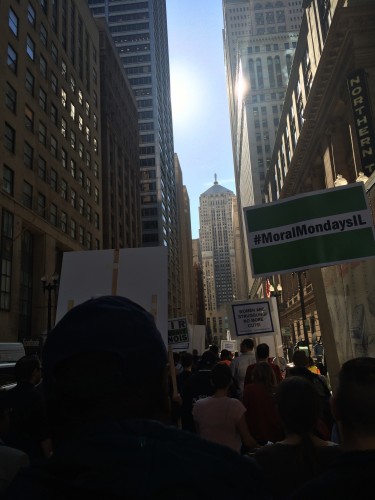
222 0 304 294
192 239 206 327
199 176 243 342
87 0 179 317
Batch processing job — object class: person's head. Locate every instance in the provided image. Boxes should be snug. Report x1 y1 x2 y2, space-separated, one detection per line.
276 376 321 436
198 350 217 370
209 345 219 358
256 343 270 360
251 361 277 391
220 349 232 362
332 357 375 444
211 363 232 391
292 350 309 367
240 338 254 353
42 296 168 438
14 356 41 385
180 352 193 370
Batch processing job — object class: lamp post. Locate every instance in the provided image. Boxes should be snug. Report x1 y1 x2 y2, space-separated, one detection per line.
293 270 309 347
41 273 59 333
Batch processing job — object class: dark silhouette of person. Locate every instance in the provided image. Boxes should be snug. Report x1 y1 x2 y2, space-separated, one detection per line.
4 296 271 500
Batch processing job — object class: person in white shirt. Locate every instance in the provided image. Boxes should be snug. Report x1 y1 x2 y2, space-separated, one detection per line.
230 338 256 399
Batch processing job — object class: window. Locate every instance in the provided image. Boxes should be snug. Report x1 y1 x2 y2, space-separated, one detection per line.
93 162 99 179
94 212 100 229
79 226 84 245
70 219 76 239
38 156 46 180
86 232 92 250
61 211 67 232
5 82 17 112
40 54 47 78
51 42 58 64
38 121 47 145
37 193 46 217
78 169 84 187
86 151 91 169
40 23 48 46
70 75 76 93
51 103 58 125
85 101 90 117
3 166 14 195
71 189 76 208
85 126 90 143
86 203 91 222
61 117 67 138
27 3 36 26
24 142 33 168
78 89 83 105
50 168 57 191
23 181 33 208
4 123 15 153
40 0 48 14
93 138 98 153
24 105 34 131
61 60 67 80
70 102 75 120
61 88 67 108
78 196 84 215
78 141 84 159
39 87 47 111
93 114 97 130
70 130 76 149
7 45 17 73
86 177 91 195
9 8 19 37
61 147 67 169
0 211 14 311
78 115 83 131
51 72 58 94
26 35 35 60
70 159 76 179
25 70 34 95
61 179 67 200
94 186 99 204
93 91 97 107
50 203 57 226
50 135 57 157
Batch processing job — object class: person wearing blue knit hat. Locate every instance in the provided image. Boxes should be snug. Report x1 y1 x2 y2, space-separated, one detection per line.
4 296 271 500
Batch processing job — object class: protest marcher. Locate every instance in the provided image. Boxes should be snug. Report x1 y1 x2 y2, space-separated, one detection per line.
230 339 256 398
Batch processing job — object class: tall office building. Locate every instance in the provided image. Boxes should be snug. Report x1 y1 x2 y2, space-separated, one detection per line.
0 1 102 340
222 0 303 294
199 177 243 342
87 0 180 316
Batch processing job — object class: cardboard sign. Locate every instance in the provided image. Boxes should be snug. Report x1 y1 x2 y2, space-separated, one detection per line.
168 317 189 350
56 247 168 346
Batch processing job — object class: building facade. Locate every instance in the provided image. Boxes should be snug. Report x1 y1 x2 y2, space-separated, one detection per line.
199 177 242 343
87 0 180 317
264 0 375 380
1 1 102 340
222 0 304 294
95 19 141 250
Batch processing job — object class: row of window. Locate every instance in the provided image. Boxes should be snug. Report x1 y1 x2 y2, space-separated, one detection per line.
2 165 100 250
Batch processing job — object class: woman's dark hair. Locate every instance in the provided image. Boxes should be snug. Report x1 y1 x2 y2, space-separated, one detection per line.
211 363 232 390
276 376 322 476
251 362 277 392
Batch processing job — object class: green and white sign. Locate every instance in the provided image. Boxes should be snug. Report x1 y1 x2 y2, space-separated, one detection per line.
244 184 375 276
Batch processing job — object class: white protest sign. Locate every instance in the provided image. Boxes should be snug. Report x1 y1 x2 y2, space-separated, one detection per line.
231 298 279 337
168 317 189 350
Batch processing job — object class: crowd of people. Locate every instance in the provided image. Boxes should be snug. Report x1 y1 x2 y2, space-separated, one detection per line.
0 295 375 499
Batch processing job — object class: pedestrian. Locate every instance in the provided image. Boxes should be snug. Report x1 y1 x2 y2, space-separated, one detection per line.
254 376 341 499
291 357 375 499
193 364 259 453
4 296 272 500
219 349 233 366
243 362 284 445
230 338 256 399
245 343 283 385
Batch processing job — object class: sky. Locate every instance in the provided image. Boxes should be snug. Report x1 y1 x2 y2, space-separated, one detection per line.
166 0 235 239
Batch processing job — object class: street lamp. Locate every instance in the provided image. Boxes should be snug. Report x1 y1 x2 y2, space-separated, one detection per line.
41 273 59 333
292 271 309 347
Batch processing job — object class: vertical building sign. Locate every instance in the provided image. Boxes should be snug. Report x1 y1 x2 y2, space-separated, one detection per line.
347 69 375 178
